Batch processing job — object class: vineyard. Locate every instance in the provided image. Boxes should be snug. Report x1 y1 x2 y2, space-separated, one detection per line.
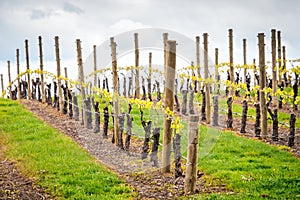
1 28 300 199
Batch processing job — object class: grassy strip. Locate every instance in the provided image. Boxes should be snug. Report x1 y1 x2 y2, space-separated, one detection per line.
195 127 300 199
0 98 136 200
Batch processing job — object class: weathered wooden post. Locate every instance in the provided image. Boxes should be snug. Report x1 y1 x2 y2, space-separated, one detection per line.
93 45 97 89
64 67 69 115
162 40 176 173
64 67 68 86
258 33 268 139
181 90 187 115
55 36 63 112
16 49 21 100
277 31 283 108
229 29 234 94
148 52 152 101
134 33 140 99
163 33 168 76
38 36 45 103
243 38 247 83
7 61 12 99
0 74 4 96
215 48 219 94
253 58 257 86
111 37 119 145
25 39 31 100
76 39 86 126
203 33 210 124
282 46 287 86
271 29 279 141
277 31 282 85
227 29 234 128
240 39 248 133
196 36 201 93
189 86 195 114
184 115 200 194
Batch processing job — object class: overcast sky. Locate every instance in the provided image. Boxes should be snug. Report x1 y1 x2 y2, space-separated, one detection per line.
0 0 299 89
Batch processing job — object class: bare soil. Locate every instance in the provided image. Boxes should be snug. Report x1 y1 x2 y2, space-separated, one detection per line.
0 151 53 200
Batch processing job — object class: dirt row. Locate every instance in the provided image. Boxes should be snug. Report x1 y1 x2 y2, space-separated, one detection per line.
0 149 52 200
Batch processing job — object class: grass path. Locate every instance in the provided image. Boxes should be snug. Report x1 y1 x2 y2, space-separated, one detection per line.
0 98 136 199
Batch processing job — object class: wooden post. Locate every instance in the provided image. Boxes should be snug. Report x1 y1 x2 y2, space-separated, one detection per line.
55 36 63 113
271 29 277 105
111 37 119 145
38 36 45 103
184 115 199 194
215 48 219 94
7 61 12 99
277 31 282 85
227 29 234 128
25 39 31 100
162 40 176 173
282 46 287 86
76 39 86 126
93 45 97 89
64 67 68 87
0 74 4 96
258 33 268 139
229 29 234 95
148 52 152 101
196 36 201 93
203 33 210 124
243 38 247 83
16 49 21 100
134 33 140 99
253 58 257 86
163 33 168 77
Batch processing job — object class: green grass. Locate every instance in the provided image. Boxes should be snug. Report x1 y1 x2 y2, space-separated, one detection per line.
0 98 136 199
194 127 300 199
